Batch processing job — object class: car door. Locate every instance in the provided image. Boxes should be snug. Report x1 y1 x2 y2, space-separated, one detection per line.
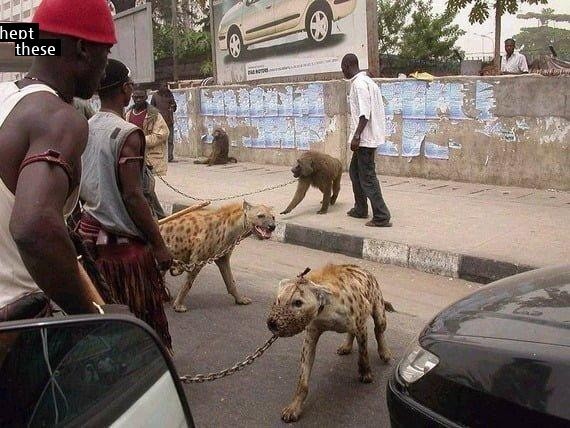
242 0 275 43
272 0 304 35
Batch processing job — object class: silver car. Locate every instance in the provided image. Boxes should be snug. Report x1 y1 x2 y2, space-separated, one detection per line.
218 0 357 59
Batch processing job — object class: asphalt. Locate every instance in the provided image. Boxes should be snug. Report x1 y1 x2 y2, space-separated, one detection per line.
156 158 570 284
166 239 479 427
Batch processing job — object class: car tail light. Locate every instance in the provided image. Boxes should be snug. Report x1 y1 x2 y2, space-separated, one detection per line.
398 342 439 384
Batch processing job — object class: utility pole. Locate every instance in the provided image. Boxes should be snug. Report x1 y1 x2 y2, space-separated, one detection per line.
171 0 179 81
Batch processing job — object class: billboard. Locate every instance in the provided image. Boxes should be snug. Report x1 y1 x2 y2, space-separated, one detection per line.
212 0 370 84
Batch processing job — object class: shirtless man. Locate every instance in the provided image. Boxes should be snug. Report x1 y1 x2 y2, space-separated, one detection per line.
0 0 116 319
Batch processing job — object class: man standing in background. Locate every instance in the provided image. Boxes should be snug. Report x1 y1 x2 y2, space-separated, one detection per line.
126 88 169 219
501 39 529 75
341 53 392 228
151 83 178 162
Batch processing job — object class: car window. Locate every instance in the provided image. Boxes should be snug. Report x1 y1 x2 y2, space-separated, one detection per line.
0 320 169 427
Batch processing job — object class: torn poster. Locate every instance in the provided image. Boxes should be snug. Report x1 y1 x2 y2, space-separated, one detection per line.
211 90 225 116
402 81 427 119
425 142 449 160
249 87 265 117
445 83 466 120
307 83 325 117
425 82 446 119
223 90 237 117
293 87 310 116
280 117 296 149
200 89 213 116
380 82 402 116
278 86 294 117
475 81 495 120
264 89 279 117
237 88 250 117
401 119 431 157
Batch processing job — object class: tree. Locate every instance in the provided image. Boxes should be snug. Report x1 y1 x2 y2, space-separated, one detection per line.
399 0 465 61
517 8 570 25
446 0 549 70
516 26 570 59
516 7 570 59
377 0 416 55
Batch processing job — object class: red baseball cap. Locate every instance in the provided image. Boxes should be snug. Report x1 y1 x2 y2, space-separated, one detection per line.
32 0 117 45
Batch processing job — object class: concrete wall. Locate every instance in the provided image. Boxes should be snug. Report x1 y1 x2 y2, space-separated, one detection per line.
171 75 570 190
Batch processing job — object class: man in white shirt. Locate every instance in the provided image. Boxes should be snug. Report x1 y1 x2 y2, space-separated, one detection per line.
341 53 391 227
501 39 529 75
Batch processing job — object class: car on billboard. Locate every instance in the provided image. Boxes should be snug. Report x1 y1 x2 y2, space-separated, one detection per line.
218 0 357 60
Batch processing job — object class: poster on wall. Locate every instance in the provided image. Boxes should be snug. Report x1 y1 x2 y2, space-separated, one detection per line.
212 0 369 84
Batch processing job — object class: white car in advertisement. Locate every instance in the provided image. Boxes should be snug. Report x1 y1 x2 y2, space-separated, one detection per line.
218 0 357 60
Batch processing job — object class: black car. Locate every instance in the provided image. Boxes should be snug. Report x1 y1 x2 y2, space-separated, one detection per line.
387 264 570 428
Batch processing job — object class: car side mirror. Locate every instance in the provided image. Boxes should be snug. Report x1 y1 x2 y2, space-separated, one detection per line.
0 315 194 427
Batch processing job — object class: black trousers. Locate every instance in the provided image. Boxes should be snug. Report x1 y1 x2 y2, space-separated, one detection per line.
167 124 174 161
142 165 166 220
349 147 391 222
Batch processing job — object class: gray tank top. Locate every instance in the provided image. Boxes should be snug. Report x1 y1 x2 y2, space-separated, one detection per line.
80 111 145 239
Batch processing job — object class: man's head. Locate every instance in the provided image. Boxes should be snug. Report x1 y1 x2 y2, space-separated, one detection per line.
505 38 516 57
132 88 148 110
98 59 133 106
341 53 360 79
32 0 116 99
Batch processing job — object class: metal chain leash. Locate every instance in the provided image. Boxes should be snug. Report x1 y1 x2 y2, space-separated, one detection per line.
156 174 297 202
169 228 251 276
159 170 286 383
179 335 279 383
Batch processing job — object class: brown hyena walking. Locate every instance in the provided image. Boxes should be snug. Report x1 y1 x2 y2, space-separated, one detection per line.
160 201 275 312
267 264 395 422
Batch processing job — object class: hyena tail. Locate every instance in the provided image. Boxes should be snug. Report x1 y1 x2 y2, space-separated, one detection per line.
384 301 396 313
228 157 238 163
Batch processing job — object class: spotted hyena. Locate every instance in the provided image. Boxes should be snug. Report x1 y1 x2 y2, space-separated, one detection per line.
161 201 275 312
267 264 395 422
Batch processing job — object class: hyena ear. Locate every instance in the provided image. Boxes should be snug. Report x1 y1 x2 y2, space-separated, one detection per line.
309 283 332 307
278 279 291 291
243 200 252 211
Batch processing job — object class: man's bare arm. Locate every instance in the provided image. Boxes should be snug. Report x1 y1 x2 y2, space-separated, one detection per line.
118 131 172 270
10 105 103 314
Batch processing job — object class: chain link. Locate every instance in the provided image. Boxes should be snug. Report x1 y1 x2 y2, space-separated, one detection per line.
157 174 297 202
169 228 251 276
159 170 285 383
179 335 279 383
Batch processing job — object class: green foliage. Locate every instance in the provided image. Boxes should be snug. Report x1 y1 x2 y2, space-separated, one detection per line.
399 1 465 61
153 24 211 62
446 0 549 25
517 8 570 25
377 0 415 54
516 26 570 59
200 60 213 76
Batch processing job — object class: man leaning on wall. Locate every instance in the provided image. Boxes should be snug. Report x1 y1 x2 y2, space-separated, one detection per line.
501 38 529 75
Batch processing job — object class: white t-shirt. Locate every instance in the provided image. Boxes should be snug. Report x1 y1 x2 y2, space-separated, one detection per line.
501 52 529 74
348 71 385 148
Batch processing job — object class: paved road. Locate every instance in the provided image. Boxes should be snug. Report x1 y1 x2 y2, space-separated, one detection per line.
164 239 480 427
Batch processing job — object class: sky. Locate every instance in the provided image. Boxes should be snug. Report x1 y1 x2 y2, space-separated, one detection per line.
430 0 570 58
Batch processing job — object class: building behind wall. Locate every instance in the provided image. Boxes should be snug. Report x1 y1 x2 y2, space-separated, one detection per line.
0 0 41 81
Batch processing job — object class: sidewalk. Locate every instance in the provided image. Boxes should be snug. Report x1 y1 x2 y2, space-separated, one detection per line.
156 159 570 283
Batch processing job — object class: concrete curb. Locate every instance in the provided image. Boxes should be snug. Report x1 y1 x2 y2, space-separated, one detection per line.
165 203 537 284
